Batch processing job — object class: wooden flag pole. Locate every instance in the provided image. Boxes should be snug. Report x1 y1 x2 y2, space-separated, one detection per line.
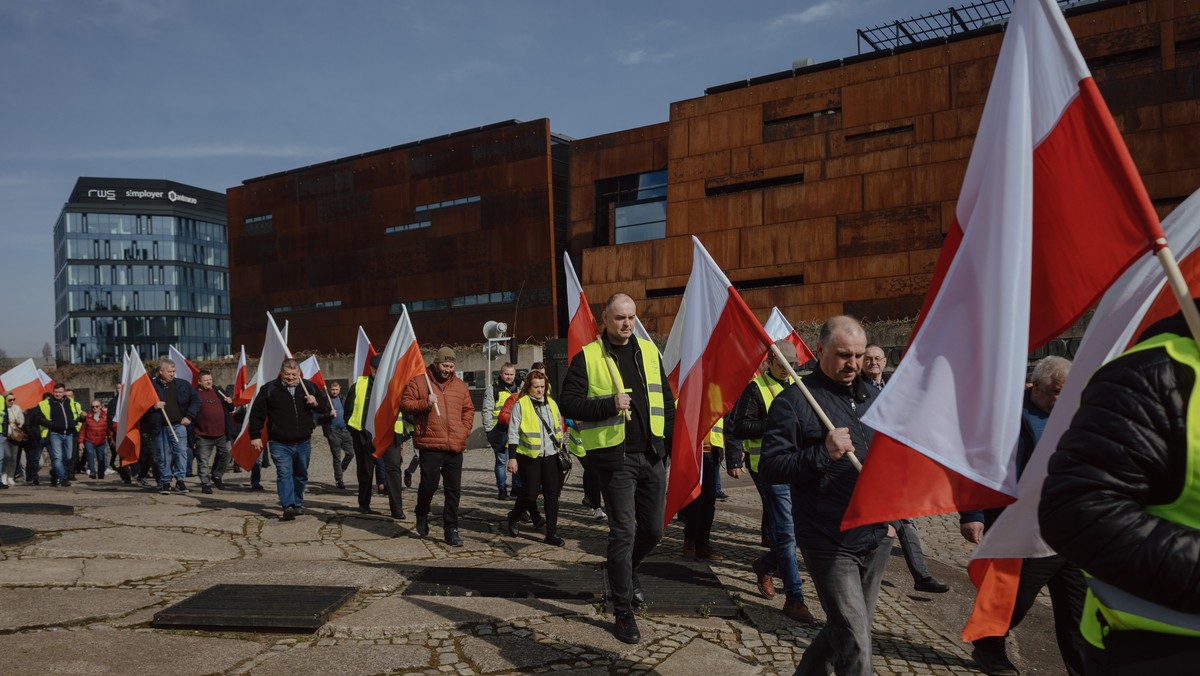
769 343 863 472
602 351 632 421
1154 239 1200 341
159 408 180 443
423 372 442 416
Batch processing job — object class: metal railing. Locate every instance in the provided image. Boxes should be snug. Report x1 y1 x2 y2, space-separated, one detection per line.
856 0 1100 53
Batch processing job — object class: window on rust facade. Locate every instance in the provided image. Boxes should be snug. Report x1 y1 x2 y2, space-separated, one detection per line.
594 169 667 245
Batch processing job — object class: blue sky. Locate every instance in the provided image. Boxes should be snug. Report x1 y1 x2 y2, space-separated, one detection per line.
0 0 958 357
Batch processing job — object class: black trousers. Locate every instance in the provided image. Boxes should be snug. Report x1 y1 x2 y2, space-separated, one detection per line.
681 450 718 548
381 437 406 516
415 450 463 529
136 434 161 481
509 454 562 535
973 554 1088 676
352 431 376 510
593 450 665 614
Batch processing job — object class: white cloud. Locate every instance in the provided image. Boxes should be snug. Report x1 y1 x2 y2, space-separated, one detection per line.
769 0 842 29
616 49 646 65
11 144 340 161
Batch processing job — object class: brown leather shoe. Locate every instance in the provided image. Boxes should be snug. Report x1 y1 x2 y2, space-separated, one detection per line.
695 545 724 561
751 558 776 598
782 598 817 624
682 537 696 560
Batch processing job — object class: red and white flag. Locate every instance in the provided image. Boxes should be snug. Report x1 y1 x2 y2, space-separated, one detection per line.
364 305 426 458
963 187 1200 640
353 326 378 378
114 348 160 467
632 316 657 349
0 359 47 410
37 368 55 396
564 252 600 362
763 307 816 365
299 355 328 391
232 345 253 406
230 314 293 470
663 237 774 526
842 0 1165 531
168 345 200 387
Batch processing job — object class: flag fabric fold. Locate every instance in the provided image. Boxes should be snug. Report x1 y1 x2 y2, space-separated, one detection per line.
169 345 200 387
364 305 426 459
564 252 600 362
114 349 160 467
0 359 47 410
763 306 816 365
353 326 378 379
299 355 328 391
37 369 55 395
663 236 774 526
230 314 292 470
963 187 1200 640
843 0 1165 531
232 345 253 406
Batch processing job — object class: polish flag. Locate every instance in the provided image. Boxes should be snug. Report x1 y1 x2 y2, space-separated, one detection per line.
563 252 600 362
633 316 657 349
364 305 426 458
168 345 200 387
0 359 47 410
230 313 293 470
114 348 160 467
37 369 55 395
353 326 378 378
232 345 253 406
763 307 816 365
299 355 328 390
843 0 1166 529
663 237 774 526
963 187 1200 640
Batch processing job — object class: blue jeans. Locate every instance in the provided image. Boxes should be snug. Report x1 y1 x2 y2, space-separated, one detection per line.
48 432 72 483
750 470 804 602
796 540 893 676
84 440 106 477
157 423 189 482
269 439 310 509
492 443 508 492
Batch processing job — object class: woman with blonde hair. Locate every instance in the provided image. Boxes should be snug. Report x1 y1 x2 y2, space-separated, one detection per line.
504 371 567 546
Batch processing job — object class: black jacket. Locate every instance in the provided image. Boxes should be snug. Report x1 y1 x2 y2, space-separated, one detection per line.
758 369 889 554
558 334 675 469
1040 310 1200 614
728 371 790 470
247 378 330 444
146 377 200 430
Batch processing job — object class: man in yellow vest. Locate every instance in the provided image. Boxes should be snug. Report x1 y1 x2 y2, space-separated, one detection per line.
345 355 383 515
729 339 815 623
29 384 83 488
1041 308 1200 672
559 292 675 645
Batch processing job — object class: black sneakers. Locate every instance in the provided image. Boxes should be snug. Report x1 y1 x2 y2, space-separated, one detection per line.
281 506 297 521
201 484 213 494
415 515 429 537
613 612 641 644
544 534 565 547
403 471 413 488
506 515 520 537
174 481 189 494
915 577 950 593
444 529 463 547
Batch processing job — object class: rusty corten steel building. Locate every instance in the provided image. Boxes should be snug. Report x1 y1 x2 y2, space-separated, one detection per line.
230 0 1198 352
227 119 571 352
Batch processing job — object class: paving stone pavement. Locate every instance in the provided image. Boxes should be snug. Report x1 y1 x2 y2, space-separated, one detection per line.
0 439 1069 675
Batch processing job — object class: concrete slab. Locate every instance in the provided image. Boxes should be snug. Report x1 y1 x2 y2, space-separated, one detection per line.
164 559 406 593
253 543 346 560
534 615 661 657
350 536 435 562
250 642 430 676
653 637 763 676
0 629 262 675
257 515 326 544
0 588 160 631
656 616 735 632
0 557 184 586
31 525 241 561
460 634 573 673
324 594 590 637
0 513 110 532
82 503 252 534
339 516 401 540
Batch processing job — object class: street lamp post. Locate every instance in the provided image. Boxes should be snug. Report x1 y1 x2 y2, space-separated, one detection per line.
482 320 508 407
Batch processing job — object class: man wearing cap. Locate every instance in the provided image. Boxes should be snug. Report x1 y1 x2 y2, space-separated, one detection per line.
401 346 475 547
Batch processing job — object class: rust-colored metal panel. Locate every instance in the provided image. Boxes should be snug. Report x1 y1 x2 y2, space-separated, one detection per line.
841 68 950 128
740 218 837 268
687 108 764 155
762 176 863 223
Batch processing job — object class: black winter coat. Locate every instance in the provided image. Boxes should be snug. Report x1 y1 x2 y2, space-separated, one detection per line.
1040 310 1200 614
247 378 330 444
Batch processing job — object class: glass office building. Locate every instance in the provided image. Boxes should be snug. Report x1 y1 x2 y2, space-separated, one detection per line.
53 178 230 364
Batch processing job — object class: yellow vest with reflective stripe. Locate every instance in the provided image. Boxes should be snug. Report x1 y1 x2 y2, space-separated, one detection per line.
491 389 514 425
1080 332 1200 648
566 421 585 457
37 398 80 439
69 399 82 432
515 396 563 459
576 337 666 454
347 376 369 431
709 417 724 450
394 412 408 436
743 372 789 472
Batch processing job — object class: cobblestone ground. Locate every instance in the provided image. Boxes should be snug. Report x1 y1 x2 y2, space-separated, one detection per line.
0 439 1064 675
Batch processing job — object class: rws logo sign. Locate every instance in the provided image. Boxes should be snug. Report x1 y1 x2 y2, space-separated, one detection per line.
82 188 199 204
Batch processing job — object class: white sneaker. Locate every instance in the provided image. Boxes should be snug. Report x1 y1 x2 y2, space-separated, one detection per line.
592 508 606 519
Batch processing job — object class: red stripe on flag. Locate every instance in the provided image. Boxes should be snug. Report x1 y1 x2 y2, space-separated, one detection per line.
116 376 159 466
8 380 45 411
371 343 426 458
567 294 600 363
963 557 1025 642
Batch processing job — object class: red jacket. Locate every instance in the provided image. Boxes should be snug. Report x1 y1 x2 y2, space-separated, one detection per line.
399 366 475 452
80 410 109 445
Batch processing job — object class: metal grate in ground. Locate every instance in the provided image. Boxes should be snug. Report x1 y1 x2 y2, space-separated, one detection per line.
0 525 36 545
0 503 74 515
152 584 357 632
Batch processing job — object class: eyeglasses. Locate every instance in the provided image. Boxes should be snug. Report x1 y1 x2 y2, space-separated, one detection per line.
92 405 101 408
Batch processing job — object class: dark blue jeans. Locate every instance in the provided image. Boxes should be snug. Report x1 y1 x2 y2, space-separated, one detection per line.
750 469 804 602
268 439 311 509
594 451 665 614
795 539 893 676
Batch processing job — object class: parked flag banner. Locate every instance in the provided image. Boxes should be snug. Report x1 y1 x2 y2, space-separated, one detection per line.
843 0 1166 530
168 345 201 387
114 348 159 467
230 313 293 470
353 326 378 378
763 307 816 365
563 252 600 362
664 237 774 526
364 305 427 458
0 359 47 410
